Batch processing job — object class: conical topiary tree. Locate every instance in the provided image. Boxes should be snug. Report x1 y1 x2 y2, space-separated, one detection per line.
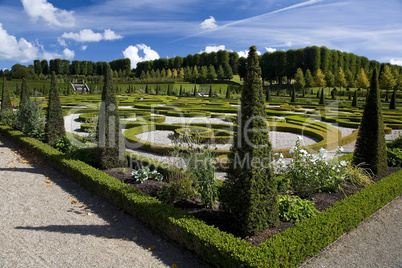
1 77 12 113
193 84 197 96
208 84 213 98
319 88 325 105
353 69 387 175
226 86 230 99
389 90 396 110
46 72 65 146
20 78 30 105
179 84 183 96
290 86 296 103
352 90 358 107
265 86 271 102
316 89 320 99
96 64 125 169
221 46 278 236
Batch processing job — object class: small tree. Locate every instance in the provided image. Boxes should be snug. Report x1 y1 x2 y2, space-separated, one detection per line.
314 68 326 89
305 69 314 89
290 86 296 103
319 88 325 105
20 78 30 104
389 90 397 110
353 69 387 175
226 86 230 99
221 46 278 236
193 84 197 96
179 84 183 96
380 65 397 91
294 68 305 91
335 67 347 91
46 72 65 146
355 68 370 90
208 84 213 98
265 86 271 102
1 77 12 113
96 64 125 169
352 90 358 107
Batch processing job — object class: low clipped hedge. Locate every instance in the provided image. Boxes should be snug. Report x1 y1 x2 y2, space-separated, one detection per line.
0 122 401 267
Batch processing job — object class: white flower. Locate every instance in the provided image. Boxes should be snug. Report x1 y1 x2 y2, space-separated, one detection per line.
280 153 283 159
289 148 294 154
319 148 327 156
338 146 344 152
300 149 308 155
340 160 347 167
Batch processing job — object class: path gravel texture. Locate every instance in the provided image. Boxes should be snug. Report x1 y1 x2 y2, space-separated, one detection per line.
300 195 402 268
0 135 209 268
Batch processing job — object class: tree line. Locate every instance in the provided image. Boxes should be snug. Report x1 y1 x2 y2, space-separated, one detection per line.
1 46 401 89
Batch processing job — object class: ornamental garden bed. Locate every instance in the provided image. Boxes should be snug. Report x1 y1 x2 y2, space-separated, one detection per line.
103 165 400 247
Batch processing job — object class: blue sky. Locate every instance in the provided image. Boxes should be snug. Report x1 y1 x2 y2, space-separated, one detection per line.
0 0 401 70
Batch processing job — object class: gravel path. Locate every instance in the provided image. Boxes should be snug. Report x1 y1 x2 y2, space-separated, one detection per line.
300 195 402 268
0 135 209 268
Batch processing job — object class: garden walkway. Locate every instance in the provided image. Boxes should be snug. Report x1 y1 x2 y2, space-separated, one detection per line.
1 133 400 267
0 134 209 268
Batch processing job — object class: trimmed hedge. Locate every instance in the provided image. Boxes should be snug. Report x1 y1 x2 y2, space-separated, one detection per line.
1 122 401 267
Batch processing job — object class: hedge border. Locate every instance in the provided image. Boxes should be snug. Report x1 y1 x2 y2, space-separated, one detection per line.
1 123 401 268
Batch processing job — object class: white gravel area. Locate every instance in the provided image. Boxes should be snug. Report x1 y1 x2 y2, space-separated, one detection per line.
134 130 318 150
64 113 88 137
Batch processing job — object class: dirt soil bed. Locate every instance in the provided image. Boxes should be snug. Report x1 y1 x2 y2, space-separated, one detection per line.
104 166 400 247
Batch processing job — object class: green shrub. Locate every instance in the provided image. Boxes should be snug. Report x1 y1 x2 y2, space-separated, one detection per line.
132 166 163 183
387 148 402 167
16 99 45 138
278 195 319 222
54 136 74 154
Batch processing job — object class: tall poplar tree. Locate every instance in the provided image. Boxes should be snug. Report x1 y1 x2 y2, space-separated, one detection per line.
353 69 387 175
221 46 278 236
46 72 65 146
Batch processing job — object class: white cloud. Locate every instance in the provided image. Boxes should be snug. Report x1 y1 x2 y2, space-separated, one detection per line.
0 23 38 62
0 23 72 63
57 37 67 46
123 44 160 69
203 45 226 53
265 47 277 53
200 16 218 30
63 48 75 59
61 29 123 43
390 59 402 66
81 45 88 51
103 29 123 40
237 49 262 58
21 0 75 27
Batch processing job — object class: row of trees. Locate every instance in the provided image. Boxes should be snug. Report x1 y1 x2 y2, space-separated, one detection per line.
294 64 400 91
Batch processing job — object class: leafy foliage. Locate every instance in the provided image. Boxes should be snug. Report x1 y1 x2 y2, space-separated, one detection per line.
278 195 319 222
16 99 45 138
132 166 163 183
387 148 402 168
276 138 347 196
